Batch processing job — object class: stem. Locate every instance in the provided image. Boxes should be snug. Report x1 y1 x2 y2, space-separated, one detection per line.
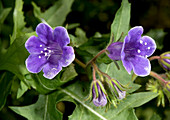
86 49 106 67
93 67 96 81
92 62 111 80
150 71 167 84
74 58 86 69
149 56 160 61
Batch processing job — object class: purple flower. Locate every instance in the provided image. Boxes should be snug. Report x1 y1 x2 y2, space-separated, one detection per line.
107 26 156 76
92 82 107 106
107 42 123 60
25 23 75 79
159 52 170 71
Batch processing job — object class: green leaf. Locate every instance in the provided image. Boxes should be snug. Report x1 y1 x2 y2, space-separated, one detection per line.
32 0 74 27
146 29 167 50
0 35 30 81
0 7 12 24
150 113 161 120
0 72 14 110
31 64 78 94
62 80 158 120
113 108 138 120
17 80 29 99
99 61 141 93
10 91 73 120
11 0 26 44
109 0 131 44
70 28 88 48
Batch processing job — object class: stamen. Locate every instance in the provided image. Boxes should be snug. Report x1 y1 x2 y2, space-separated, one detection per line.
39 56 41 59
45 52 48 56
40 45 42 47
137 49 141 53
145 42 147 45
148 47 150 49
140 40 143 44
41 51 43 53
48 50 52 53
44 48 47 50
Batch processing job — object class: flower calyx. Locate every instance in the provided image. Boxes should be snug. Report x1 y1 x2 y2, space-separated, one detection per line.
88 80 107 107
159 51 170 71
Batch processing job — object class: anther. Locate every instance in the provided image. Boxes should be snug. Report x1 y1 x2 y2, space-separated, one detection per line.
44 48 47 50
137 49 141 53
45 52 48 56
140 40 143 44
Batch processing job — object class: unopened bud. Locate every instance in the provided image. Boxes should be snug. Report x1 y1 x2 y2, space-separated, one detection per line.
159 51 170 71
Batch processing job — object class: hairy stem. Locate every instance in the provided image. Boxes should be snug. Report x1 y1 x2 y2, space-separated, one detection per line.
86 49 106 67
92 62 111 80
149 56 160 61
150 71 167 84
74 58 86 69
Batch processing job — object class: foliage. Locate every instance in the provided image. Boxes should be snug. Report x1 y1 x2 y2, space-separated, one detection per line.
0 0 169 120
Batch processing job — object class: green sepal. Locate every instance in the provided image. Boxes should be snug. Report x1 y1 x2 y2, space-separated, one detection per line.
160 60 170 68
97 80 107 95
94 81 99 99
85 81 94 102
160 51 170 56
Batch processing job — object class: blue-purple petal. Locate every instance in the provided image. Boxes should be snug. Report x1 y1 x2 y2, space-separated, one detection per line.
128 26 143 43
25 54 47 73
107 42 123 60
121 48 133 74
92 84 107 107
25 36 45 54
138 36 156 57
36 23 53 44
53 27 70 47
131 55 151 76
60 46 75 67
43 63 62 79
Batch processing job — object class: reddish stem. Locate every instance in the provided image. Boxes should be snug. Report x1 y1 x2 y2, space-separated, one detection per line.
86 49 106 67
150 71 167 84
149 56 161 61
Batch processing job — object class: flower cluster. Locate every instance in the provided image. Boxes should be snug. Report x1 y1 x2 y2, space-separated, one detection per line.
88 65 127 107
89 79 126 107
25 23 75 79
107 26 156 76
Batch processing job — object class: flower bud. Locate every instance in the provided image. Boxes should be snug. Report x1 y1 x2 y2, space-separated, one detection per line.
159 51 170 71
91 80 107 107
106 42 123 61
107 79 126 100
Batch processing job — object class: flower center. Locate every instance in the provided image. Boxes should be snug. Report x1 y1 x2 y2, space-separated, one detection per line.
39 44 63 60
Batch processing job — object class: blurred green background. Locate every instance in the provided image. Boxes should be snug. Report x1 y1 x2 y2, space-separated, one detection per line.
0 0 170 120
